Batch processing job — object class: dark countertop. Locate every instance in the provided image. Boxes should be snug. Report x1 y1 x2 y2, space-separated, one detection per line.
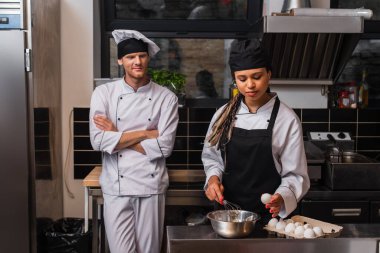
166 224 380 253
86 167 380 207
166 184 380 206
304 183 380 201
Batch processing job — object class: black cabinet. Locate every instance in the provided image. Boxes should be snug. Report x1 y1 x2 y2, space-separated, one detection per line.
370 201 380 223
301 200 370 223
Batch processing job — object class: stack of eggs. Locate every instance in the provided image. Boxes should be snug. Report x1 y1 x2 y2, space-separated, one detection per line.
266 218 324 239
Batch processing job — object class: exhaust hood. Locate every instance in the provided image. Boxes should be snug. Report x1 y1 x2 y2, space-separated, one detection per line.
260 15 364 85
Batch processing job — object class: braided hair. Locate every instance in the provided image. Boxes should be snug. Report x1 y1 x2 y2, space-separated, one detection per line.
207 92 243 150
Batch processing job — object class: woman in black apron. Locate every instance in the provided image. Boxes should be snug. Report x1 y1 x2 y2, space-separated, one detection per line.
203 39 310 224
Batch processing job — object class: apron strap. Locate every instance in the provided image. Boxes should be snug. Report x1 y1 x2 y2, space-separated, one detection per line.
267 97 280 132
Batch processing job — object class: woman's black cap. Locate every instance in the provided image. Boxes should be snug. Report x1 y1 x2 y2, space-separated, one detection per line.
229 39 271 73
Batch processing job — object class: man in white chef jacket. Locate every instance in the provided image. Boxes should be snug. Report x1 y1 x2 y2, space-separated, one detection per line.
89 29 179 253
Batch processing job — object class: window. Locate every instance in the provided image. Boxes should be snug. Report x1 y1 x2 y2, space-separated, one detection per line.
114 0 247 20
330 1 380 107
100 0 262 99
102 0 262 32
330 0 380 33
331 0 380 20
335 39 380 107
109 37 235 98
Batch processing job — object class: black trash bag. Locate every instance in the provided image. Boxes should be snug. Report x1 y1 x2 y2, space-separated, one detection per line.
44 218 91 253
37 217 54 253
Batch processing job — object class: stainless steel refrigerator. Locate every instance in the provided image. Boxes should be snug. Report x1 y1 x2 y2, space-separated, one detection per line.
0 29 33 253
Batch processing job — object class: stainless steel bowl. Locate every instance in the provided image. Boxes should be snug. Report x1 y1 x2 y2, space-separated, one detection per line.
207 210 260 238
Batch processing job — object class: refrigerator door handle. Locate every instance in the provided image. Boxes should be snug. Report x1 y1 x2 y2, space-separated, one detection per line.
25 48 31 72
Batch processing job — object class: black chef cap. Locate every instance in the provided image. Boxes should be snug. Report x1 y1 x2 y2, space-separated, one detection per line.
117 38 149 59
229 39 271 73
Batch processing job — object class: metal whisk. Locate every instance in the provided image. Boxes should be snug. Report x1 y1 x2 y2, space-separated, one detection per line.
222 200 241 210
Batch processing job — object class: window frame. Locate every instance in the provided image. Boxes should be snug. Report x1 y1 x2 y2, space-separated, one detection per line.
100 0 263 77
102 0 262 33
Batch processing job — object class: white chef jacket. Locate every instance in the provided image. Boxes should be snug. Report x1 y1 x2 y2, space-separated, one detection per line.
202 93 310 217
89 78 179 196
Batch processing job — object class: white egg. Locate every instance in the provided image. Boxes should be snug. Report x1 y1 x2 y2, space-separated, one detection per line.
267 218 278 228
294 222 303 227
304 228 316 239
275 220 286 231
294 226 305 237
285 223 296 233
285 219 294 224
313 226 324 237
261 193 272 204
303 223 313 229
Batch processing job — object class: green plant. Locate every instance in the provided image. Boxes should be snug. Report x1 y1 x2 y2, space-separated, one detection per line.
149 68 186 94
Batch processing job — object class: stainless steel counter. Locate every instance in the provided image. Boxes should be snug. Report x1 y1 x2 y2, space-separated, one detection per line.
166 225 380 253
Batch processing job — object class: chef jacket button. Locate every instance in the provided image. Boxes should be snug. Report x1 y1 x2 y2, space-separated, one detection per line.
148 118 151 121
149 98 152 101
151 174 154 177
120 97 123 100
120 175 124 178
119 154 122 157
118 118 121 121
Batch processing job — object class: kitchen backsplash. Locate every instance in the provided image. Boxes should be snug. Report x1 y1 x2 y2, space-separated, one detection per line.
34 108 52 179
72 107 380 179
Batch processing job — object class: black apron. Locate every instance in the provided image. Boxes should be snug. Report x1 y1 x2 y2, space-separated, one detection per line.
223 97 281 222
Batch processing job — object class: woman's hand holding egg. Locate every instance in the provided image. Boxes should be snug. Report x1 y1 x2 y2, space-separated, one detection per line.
260 193 272 204
262 193 284 218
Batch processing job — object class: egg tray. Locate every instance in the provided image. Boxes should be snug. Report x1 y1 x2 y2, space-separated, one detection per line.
264 215 343 239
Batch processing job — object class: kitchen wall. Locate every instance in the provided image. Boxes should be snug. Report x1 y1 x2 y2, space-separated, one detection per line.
72 107 380 184
33 0 63 220
61 0 94 217
61 0 342 218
